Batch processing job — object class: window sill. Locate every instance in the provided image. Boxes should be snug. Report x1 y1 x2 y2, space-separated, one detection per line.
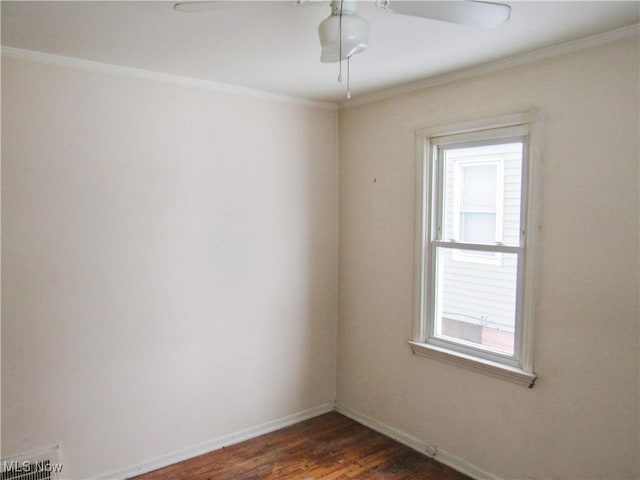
409 341 537 388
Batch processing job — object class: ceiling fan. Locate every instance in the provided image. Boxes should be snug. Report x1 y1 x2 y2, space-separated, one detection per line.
173 0 511 97
174 1 511 60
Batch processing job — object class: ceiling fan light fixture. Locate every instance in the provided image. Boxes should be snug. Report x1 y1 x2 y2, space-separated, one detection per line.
318 10 370 63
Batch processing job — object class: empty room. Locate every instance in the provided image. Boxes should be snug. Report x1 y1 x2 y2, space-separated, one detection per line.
2 1 639 479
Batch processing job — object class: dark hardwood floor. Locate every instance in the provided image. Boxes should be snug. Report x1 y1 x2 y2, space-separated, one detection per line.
131 412 471 480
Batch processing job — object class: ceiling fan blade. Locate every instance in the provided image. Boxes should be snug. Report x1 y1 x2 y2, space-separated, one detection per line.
387 1 511 28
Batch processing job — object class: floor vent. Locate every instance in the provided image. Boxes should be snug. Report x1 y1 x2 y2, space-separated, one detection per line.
2 447 60 480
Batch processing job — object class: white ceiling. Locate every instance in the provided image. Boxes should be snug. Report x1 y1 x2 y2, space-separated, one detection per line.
2 1 639 104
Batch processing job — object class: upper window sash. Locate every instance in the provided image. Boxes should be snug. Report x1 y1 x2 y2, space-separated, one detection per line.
437 139 524 248
429 124 530 148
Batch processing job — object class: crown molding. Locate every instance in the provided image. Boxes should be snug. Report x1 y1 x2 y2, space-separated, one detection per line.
340 23 640 109
3 22 638 111
1 46 338 111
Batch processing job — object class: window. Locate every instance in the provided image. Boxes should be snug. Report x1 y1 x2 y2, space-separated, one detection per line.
411 112 540 387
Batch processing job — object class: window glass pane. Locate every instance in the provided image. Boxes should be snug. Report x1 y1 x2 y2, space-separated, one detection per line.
441 142 522 246
461 164 496 210
434 246 518 355
460 212 496 243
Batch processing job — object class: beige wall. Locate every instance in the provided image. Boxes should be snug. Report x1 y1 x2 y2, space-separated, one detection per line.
337 37 639 479
1 56 338 478
3 35 639 480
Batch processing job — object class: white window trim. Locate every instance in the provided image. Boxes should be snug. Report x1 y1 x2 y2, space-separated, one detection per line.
411 111 542 388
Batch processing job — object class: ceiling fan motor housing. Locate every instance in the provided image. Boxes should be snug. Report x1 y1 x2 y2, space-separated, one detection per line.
318 1 370 63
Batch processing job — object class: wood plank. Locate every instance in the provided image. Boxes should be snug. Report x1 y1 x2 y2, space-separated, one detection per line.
130 412 471 480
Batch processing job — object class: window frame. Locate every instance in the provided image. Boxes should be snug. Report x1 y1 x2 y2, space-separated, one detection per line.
410 111 541 388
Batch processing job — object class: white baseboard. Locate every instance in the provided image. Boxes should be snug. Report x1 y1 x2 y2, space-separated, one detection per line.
91 401 501 480
90 402 335 480
335 402 503 480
